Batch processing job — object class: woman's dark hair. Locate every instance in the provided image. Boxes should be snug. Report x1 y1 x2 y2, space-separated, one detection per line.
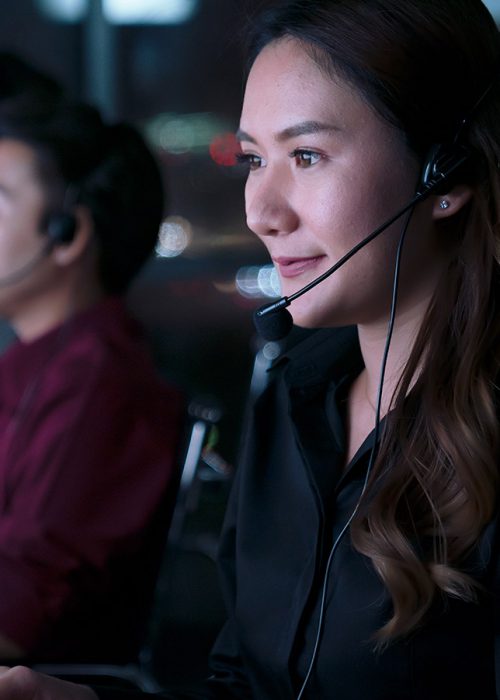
0 56 164 295
248 0 500 644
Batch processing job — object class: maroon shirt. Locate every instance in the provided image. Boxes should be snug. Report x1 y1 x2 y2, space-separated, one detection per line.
0 298 184 661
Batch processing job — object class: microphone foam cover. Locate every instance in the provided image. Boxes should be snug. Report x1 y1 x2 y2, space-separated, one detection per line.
253 306 294 341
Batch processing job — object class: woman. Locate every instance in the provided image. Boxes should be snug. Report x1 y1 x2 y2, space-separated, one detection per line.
1 0 500 698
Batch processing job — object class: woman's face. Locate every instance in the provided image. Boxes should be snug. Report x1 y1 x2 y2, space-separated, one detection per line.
238 38 446 329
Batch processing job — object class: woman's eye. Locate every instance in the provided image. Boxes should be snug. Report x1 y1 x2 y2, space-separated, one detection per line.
291 149 322 168
235 152 263 171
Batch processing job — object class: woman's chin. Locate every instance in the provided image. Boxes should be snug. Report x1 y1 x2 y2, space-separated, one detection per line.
289 297 356 329
291 309 336 330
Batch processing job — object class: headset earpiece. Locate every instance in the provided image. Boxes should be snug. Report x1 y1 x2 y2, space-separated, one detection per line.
419 142 471 195
44 211 77 246
419 77 497 197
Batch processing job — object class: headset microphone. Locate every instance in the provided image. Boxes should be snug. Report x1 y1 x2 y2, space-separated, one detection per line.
253 143 470 341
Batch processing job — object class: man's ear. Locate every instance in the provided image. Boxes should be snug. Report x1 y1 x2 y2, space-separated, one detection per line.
431 184 473 220
50 206 95 266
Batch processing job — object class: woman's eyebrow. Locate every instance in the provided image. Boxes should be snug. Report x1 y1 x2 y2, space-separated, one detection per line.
236 120 340 144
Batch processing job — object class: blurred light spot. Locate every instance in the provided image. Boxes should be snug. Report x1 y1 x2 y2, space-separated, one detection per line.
156 216 192 258
37 0 87 21
235 265 281 299
483 1 500 21
37 0 198 23
213 280 237 294
262 341 282 361
105 0 197 23
159 118 195 154
146 113 232 156
209 133 241 166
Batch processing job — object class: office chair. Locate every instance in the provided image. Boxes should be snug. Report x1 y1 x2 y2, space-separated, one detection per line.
33 397 231 693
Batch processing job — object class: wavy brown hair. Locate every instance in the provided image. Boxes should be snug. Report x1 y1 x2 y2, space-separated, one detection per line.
248 0 500 642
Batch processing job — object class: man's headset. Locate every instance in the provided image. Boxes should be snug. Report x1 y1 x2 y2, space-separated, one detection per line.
43 209 77 246
42 182 79 246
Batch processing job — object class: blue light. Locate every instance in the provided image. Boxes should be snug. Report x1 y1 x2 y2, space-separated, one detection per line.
104 0 198 24
483 1 500 21
37 0 199 24
37 0 86 22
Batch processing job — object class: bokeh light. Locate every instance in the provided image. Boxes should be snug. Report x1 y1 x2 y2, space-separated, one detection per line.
209 132 241 167
156 216 193 258
235 265 281 299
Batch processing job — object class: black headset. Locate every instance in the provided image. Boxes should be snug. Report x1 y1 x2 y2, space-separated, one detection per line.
41 183 80 247
419 78 496 194
43 210 78 246
419 141 471 194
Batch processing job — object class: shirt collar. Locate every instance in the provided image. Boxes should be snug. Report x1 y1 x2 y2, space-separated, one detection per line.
272 325 363 391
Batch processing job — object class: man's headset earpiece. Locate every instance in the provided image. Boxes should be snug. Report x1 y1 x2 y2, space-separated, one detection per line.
41 184 80 247
43 211 77 246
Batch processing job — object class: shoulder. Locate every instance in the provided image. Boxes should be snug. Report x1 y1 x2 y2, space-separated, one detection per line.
52 299 146 375
50 319 141 391
42 301 180 411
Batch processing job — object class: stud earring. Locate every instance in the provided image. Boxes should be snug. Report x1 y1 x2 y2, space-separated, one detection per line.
439 199 450 210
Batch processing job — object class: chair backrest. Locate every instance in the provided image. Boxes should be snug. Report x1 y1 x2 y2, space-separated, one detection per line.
31 395 224 691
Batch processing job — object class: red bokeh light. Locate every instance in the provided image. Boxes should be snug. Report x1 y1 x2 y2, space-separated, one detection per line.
209 132 241 166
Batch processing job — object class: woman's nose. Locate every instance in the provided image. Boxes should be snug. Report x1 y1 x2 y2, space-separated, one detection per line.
245 177 299 239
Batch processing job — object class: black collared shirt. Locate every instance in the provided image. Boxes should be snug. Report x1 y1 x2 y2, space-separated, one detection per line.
209 325 498 699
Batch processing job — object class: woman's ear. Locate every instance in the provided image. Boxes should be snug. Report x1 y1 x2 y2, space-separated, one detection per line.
49 205 95 267
431 184 473 220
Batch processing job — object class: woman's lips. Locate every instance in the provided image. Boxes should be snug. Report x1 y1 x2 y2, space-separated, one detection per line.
273 255 325 278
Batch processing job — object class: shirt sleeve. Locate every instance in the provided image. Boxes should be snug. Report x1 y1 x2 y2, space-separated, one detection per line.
0 341 183 652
